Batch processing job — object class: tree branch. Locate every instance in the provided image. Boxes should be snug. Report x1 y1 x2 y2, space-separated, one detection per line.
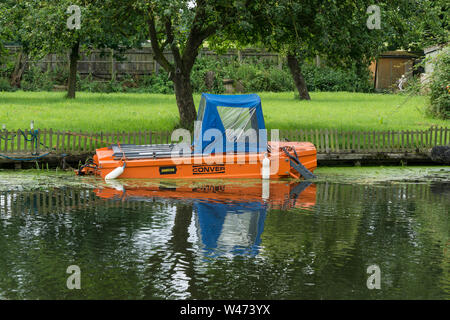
182 3 220 72
164 17 183 72
147 12 173 73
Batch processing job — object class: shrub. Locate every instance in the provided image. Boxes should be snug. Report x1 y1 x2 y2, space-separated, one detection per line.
0 77 14 91
221 61 293 92
21 66 55 91
79 75 125 93
266 67 294 92
301 64 373 93
402 74 423 96
190 56 225 93
48 66 69 86
78 74 98 92
426 47 450 119
13 55 375 94
138 71 174 94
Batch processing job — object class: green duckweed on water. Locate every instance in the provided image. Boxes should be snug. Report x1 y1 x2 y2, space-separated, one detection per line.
0 169 100 192
314 166 450 184
0 166 448 192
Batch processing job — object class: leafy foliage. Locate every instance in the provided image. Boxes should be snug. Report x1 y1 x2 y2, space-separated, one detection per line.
134 0 255 127
427 47 450 119
383 0 449 51
21 66 55 91
0 0 146 96
0 77 14 91
12 0 145 57
301 64 373 93
11 55 374 94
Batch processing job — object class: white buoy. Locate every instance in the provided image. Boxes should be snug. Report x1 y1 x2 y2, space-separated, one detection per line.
105 163 125 180
262 154 270 179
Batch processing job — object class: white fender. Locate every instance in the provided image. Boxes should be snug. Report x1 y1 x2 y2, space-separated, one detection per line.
105 164 125 180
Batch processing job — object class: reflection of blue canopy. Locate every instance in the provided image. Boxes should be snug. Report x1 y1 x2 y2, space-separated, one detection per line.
193 93 267 154
195 201 267 258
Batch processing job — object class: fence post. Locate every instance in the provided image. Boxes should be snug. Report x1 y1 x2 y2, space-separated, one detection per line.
335 129 339 153
111 49 116 81
66 132 70 152
42 129 47 152
36 129 40 154
317 129 321 152
24 129 29 151
434 126 438 146
329 129 334 152
56 131 60 153
48 129 53 151
17 129 21 152
445 127 449 146
10 130 15 152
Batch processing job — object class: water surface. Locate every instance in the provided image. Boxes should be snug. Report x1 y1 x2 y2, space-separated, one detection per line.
0 167 448 299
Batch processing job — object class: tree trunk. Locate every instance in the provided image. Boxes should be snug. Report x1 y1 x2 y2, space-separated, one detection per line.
287 54 311 100
10 51 28 88
66 41 80 99
146 12 214 129
172 72 197 130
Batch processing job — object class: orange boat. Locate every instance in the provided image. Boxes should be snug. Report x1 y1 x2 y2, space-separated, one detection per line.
78 94 317 180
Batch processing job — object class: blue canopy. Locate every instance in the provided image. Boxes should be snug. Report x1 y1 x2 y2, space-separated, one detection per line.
193 93 267 154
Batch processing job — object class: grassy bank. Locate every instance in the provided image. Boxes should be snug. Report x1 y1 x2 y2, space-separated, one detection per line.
0 91 448 132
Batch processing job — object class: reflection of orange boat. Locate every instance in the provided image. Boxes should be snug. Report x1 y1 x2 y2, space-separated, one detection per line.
79 94 317 180
95 180 316 210
95 180 316 257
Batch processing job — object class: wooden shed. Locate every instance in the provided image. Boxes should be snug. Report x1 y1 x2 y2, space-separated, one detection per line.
370 51 418 91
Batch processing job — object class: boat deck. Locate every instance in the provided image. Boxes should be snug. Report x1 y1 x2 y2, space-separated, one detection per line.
111 144 182 160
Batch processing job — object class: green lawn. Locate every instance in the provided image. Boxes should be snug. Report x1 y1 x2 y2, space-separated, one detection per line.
0 91 448 133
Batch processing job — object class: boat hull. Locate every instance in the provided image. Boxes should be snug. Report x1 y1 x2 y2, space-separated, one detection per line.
84 141 317 180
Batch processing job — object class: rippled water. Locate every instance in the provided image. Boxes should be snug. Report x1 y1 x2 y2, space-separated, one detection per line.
0 168 448 300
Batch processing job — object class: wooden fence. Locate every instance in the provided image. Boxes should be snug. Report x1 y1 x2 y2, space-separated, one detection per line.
0 127 448 156
278 127 449 153
2 46 282 80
